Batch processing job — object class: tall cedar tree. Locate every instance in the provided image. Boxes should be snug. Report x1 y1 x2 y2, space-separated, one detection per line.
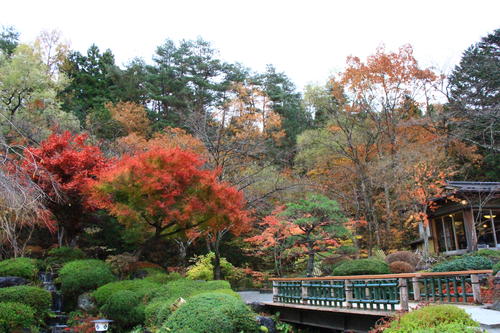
88 148 251 257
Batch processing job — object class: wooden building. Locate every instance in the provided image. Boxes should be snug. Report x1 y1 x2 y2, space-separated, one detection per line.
412 181 500 255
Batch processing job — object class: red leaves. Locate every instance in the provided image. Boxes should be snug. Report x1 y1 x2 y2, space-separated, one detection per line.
89 147 251 237
23 131 108 201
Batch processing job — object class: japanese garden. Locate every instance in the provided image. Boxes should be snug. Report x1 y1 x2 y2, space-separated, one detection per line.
0 21 499 333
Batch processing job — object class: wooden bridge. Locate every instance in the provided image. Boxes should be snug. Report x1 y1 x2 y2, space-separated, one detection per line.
263 270 495 332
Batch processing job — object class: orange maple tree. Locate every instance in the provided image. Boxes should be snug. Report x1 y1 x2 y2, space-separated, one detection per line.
88 148 251 252
245 206 302 276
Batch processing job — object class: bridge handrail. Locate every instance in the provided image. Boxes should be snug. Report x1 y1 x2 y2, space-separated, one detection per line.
269 269 493 281
271 270 493 311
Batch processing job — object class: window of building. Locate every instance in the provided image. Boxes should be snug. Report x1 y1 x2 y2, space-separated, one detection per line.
476 209 499 248
435 211 467 252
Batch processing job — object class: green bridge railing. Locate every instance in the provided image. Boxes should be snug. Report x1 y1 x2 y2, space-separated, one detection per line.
271 270 492 312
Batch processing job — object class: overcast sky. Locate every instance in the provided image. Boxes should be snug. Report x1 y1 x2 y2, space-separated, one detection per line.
2 0 498 91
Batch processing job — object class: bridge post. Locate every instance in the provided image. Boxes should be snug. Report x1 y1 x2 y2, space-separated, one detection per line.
301 280 308 305
412 277 421 301
345 280 353 308
471 274 482 304
399 278 409 311
272 281 278 302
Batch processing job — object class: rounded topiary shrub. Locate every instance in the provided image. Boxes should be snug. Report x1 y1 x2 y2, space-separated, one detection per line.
100 290 145 329
389 261 415 274
431 256 492 272
46 246 86 267
385 304 480 332
163 293 259 333
93 279 160 306
58 259 116 300
0 302 36 333
332 259 390 276
0 257 37 280
0 286 51 317
386 251 419 267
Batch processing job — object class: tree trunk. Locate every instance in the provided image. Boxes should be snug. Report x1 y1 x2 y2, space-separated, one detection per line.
213 243 222 280
306 239 315 277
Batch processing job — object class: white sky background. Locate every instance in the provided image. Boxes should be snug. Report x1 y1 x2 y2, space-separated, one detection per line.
1 0 499 91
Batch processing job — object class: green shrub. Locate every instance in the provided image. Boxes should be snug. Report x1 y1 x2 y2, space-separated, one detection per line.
100 290 145 329
0 302 36 333
332 259 389 276
0 257 37 280
186 252 239 281
163 293 258 333
493 262 500 275
144 297 177 328
385 304 480 332
93 279 160 306
58 259 116 300
46 246 86 267
466 249 500 258
431 256 492 272
144 271 182 284
0 286 51 317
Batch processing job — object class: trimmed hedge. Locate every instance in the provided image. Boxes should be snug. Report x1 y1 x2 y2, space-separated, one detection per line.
431 256 492 272
100 290 145 329
0 286 51 317
0 257 37 280
332 259 390 276
163 293 258 333
385 304 480 332
0 302 36 333
93 279 160 306
46 246 86 267
144 297 176 328
147 279 232 302
58 259 116 300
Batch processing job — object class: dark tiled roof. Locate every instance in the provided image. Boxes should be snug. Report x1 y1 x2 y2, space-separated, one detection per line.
446 181 500 193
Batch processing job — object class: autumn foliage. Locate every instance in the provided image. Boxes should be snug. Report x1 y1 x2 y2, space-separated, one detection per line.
23 131 108 201
89 147 251 240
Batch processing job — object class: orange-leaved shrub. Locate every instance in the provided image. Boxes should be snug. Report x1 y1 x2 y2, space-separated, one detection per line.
389 261 415 274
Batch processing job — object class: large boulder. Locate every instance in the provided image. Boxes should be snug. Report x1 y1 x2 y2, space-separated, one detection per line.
0 276 28 288
77 292 97 313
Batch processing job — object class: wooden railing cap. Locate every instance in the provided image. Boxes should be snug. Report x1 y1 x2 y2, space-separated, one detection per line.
269 269 493 281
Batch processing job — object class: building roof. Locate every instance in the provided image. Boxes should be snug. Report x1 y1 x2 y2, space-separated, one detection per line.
445 181 500 193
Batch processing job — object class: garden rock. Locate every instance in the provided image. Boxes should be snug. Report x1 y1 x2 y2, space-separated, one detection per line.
257 316 276 333
78 292 97 312
0 276 27 288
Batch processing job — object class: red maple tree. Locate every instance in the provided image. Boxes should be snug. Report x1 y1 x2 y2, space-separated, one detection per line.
88 147 251 251
23 131 109 244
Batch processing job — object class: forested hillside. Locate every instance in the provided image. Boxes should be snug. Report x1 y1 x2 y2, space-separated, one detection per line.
0 26 498 277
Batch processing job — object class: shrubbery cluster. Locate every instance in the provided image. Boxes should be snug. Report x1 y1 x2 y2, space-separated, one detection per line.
0 257 37 280
332 259 389 276
384 304 480 332
58 259 116 303
0 286 51 317
45 246 86 268
163 292 259 333
431 256 492 272
0 302 36 333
